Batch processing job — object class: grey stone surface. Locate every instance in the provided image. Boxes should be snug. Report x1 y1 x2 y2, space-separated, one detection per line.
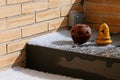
28 30 120 59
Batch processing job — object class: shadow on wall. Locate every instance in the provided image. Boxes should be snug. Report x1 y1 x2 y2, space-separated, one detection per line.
0 48 26 70
83 0 120 33
0 0 83 71
56 0 84 37
54 0 84 37
8 0 84 69
12 47 27 68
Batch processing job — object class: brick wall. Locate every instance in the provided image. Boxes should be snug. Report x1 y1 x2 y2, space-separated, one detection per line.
0 0 83 69
1 0 120 70
84 0 120 33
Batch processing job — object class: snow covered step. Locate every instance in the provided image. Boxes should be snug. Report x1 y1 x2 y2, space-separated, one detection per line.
0 67 80 80
26 30 120 80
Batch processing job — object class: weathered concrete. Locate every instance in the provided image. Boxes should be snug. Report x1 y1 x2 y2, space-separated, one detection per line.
26 30 120 80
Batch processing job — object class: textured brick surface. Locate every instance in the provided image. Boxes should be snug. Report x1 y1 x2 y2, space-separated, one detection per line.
0 29 21 43
85 1 120 33
0 0 119 71
84 13 103 23
36 8 60 22
49 17 68 30
7 14 35 29
0 0 120 71
7 39 28 53
86 3 120 15
22 1 48 14
61 4 83 16
72 0 81 4
7 0 32 4
0 5 21 18
0 52 21 68
104 15 120 26
109 26 120 33
22 22 48 37
105 0 120 5
0 19 6 31
0 0 83 69
0 44 6 56
49 0 71 8
86 0 104 3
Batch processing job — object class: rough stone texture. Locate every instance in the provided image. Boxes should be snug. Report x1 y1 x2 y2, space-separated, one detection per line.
26 29 120 79
28 30 120 59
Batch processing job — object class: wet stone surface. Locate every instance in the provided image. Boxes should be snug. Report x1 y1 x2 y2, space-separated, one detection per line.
28 30 120 59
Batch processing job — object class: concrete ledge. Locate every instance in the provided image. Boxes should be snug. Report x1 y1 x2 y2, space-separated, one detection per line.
26 30 120 80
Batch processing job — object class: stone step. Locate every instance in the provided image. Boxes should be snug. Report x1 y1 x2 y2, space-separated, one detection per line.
26 30 120 80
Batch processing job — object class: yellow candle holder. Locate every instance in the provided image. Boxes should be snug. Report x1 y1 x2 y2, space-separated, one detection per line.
96 23 112 45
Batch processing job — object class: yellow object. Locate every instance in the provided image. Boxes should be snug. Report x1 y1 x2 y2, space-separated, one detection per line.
96 23 112 45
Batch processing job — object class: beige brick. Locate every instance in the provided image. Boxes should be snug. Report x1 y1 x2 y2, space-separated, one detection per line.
22 1 48 14
49 0 71 8
0 29 21 43
7 39 28 53
0 5 21 18
0 44 6 56
0 52 21 68
72 0 81 4
49 17 68 30
22 22 48 37
7 0 32 4
0 0 6 6
7 14 35 29
0 19 6 31
61 4 83 16
61 5 72 16
36 8 60 22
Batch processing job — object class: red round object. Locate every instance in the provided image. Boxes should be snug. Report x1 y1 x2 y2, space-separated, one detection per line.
71 24 92 44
